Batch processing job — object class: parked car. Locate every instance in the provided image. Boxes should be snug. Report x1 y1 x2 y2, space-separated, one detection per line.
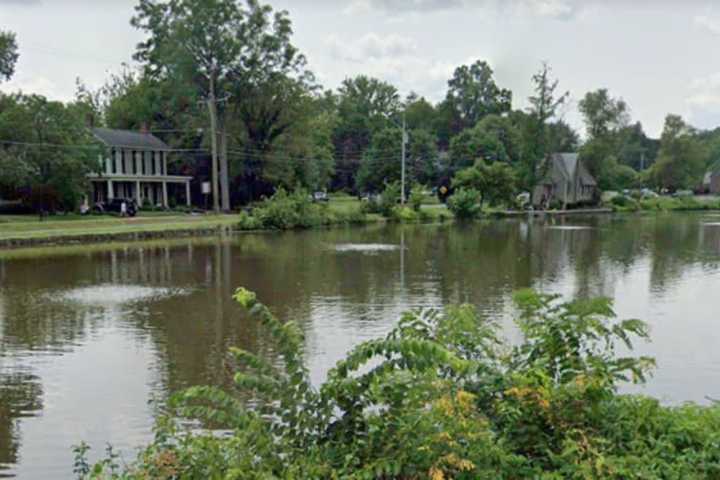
95 198 138 217
640 188 659 199
312 191 329 202
672 190 693 198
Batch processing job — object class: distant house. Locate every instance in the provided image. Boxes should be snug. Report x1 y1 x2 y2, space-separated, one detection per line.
702 164 720 194
88 128 192 208
532 153 598 208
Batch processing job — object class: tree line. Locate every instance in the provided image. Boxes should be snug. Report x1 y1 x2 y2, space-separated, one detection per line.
1 0 719 211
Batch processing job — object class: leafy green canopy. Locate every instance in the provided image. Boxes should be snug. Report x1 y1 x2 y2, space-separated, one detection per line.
0 94 102 209
0 30 19 82
78 288 720 479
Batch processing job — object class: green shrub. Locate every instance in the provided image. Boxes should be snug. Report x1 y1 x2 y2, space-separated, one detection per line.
253 188 329 229
332 206 367 225
388 206 433 223
236 211 262 230
378 182 401 217
409 184 424 212
447 188 481 219
85 288 720 479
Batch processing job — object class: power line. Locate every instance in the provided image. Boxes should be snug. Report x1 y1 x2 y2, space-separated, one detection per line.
0 139 209 153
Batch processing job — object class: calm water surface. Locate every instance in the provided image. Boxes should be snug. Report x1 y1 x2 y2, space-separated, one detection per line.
2 213 720 477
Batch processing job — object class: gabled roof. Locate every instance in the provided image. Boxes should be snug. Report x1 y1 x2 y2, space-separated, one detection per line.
553 153 579 181
539 153 597 186
92 128 170 150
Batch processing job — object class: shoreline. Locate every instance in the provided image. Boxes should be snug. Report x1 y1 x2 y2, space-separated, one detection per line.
2 206 716 251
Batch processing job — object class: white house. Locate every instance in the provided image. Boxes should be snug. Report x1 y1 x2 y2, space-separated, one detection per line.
88 128 192 208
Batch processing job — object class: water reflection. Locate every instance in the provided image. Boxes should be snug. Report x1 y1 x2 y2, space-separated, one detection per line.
0 214 720 477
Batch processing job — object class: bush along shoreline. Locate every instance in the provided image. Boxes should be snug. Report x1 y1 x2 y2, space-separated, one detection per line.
76 289 720 479
237 186 448 232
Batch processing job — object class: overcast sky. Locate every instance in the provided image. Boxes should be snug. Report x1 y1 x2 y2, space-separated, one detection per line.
3 0 720 137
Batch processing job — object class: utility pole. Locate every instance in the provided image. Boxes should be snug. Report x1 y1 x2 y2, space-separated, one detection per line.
401 113 408 204
206 75 220 214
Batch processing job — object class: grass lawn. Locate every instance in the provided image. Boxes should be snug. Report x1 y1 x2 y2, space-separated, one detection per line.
0 213 240 241
0 197 449 244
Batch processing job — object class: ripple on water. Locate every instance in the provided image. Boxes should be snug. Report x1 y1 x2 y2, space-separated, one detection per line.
545 226 593 231
57 285 185 306
333 243 400 253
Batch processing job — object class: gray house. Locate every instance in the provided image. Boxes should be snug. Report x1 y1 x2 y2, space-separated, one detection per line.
702 164 720 194
532 153 598 208
88 128 192 208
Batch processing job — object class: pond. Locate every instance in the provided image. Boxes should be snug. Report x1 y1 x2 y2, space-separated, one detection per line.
2 213 720 478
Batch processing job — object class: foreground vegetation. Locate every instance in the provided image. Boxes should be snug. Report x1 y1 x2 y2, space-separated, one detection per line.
77 289 720 479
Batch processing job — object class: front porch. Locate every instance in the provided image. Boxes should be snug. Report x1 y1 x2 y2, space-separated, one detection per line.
90 175 192 208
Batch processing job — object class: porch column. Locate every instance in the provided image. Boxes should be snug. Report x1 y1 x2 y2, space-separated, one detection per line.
136 180 142 205
107 180 114 200
185 181 191 207
162 181 168 208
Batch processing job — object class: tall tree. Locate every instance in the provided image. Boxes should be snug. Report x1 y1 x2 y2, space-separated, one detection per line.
333 75 400 190
132 0 309 208
355 126 402 193
578 89 629 140
404 93 437 132
578 89 632 188
449 114 522 169
524 62 569 189
445 60 512 133
0 30 18 82
132 0 242 211
650 115 707 191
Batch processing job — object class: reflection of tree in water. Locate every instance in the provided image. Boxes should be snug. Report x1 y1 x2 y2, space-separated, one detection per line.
0 371 43 472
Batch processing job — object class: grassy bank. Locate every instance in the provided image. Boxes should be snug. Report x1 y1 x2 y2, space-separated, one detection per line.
4 192 716 249
0 194 449 248
608 195 720 213
0 213 240 244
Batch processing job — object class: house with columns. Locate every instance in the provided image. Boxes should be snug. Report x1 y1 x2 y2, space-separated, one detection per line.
88 128 192 208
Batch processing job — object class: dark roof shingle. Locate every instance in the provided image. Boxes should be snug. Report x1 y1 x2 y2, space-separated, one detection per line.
92 128 170 150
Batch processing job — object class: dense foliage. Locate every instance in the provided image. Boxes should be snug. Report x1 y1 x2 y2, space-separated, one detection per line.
76 288 720 479
0 94 102 210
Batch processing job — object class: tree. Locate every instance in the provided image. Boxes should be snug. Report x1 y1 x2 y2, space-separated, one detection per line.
404 93 437 132
406 129 439 186
523 62 569 189
0 94 101 210
546 120 579 154
452 160 517 207
356 126 402 193
449 114 522 169
132 0 309 208
333 75 400 190
649 115 707 191
578 89 631 187
132 0 241 211
615 122 659 171
445 60 511 133
579 89 629 140
0 30 19 82
262 99 336 193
